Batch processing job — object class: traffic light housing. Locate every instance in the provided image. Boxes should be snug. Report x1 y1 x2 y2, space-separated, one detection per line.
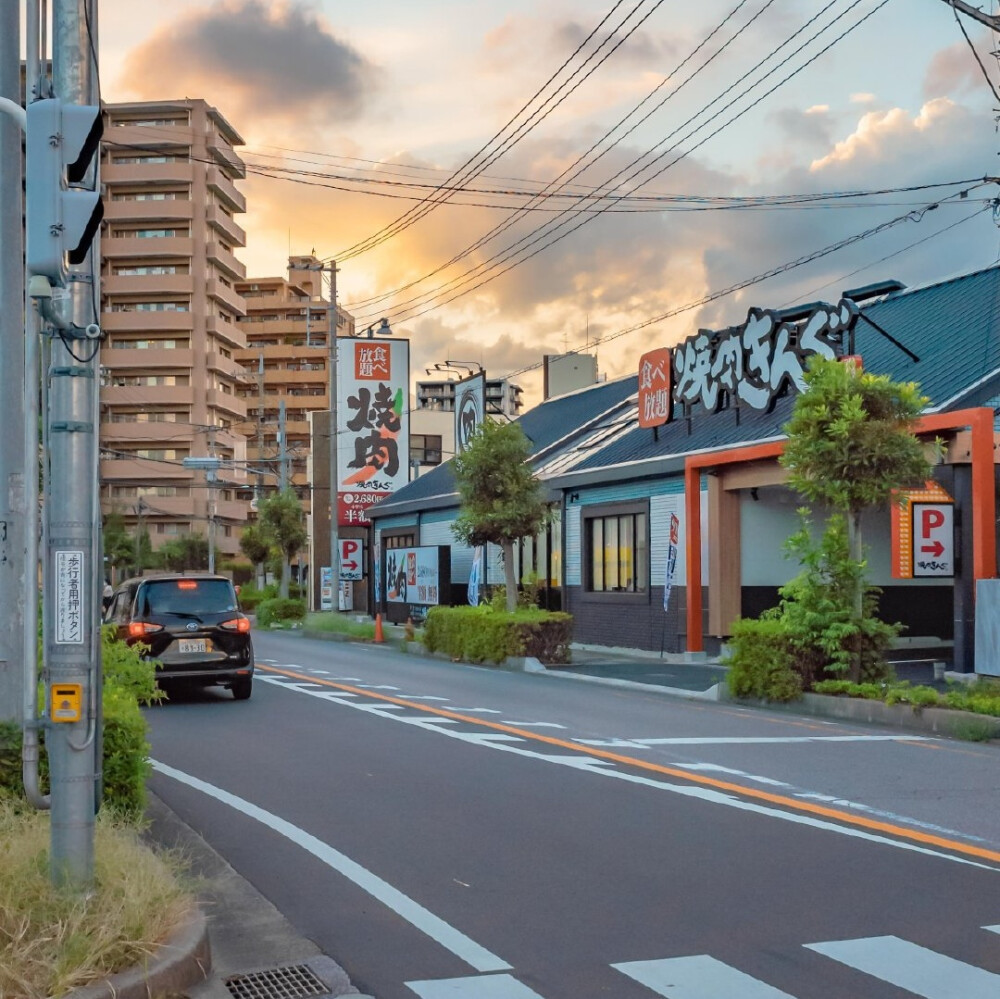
25 98 104 285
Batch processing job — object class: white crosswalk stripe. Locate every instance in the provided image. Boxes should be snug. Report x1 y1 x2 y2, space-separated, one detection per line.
406 973 545 998
613 955 796 998
805 935 1000 998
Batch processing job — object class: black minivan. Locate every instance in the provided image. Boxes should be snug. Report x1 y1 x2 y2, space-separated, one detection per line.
105 573 254 699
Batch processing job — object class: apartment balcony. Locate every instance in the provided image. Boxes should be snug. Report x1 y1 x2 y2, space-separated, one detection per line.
104 199 194 226
102 236 195 260
106 123 192 149
206 166 246 214
102 494 195 518
207 278 246 317
100 419 195 444
207 389 248 420
214 497 251 524
207 242 247 283
103 273 195 297
207 138 246 180
207 205 246 248
102 347 194 371
102 162 195 187
101 457 195 483
241 318 328 340
101 310 195 333
102 385 195 408
205 316 246 351
206 351 253 384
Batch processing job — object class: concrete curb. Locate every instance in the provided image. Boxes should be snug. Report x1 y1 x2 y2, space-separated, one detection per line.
63 905 210 999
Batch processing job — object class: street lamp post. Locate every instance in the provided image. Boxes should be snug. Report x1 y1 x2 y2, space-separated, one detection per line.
182 456 222 573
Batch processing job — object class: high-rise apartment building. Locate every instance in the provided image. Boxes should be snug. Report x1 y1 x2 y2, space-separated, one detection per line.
234 255 356 515
99 100 251 561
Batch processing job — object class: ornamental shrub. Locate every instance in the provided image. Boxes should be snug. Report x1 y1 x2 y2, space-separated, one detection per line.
724 614 802 702
423 606 572 664
257 597 307 627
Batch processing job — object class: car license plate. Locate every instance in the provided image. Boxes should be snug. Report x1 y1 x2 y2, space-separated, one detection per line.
178 639 208 654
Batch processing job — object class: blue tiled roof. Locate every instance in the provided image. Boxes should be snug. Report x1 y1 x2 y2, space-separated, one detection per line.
569 264 1000 475
370 374 638 517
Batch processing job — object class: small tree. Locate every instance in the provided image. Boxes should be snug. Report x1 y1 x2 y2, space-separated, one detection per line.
780 357 931 680
102 511 135 582
451 420 548 612
258 490 307 599
240 522 272 589
157 533 209 571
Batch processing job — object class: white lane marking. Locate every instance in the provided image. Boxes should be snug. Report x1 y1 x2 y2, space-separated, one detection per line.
499 721 566 729
151 761 511 974
258 675 997 871
259 658 278 663
985 924 1000 934
400 716 459 725
806 935 1000 998
614 955 795 998
354 684 400 690
574 738 644 748
398 695 450 701
406 974 544 998
608 736 935 746
450 708 503 714
674 764 791 787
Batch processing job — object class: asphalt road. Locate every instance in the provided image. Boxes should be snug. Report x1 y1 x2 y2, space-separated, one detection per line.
145 632 1000 999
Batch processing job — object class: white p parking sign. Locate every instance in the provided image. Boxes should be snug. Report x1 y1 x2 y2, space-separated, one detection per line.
912 502 954 577
339 539 363 580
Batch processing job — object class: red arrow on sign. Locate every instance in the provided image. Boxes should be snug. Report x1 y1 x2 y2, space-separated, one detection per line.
342 560 358 571
920 541 945 557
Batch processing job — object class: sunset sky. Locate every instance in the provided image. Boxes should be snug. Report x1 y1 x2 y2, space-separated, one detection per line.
98 0 1000 403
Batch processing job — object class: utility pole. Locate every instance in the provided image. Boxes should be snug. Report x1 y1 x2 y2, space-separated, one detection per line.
938 0 1000 30
279 400 288 492
207 427 216 574
327 262 340 613
256 350 265 510
0 0 25 726
28 0 105 889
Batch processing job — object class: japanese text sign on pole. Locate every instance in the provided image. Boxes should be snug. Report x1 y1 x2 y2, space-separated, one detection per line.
339 538 363 580
637 348 673 428
337 339 410 526
890 480 954 579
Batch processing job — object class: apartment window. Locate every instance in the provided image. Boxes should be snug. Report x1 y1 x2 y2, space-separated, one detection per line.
584 502 648 595
135 229 184 239
136 302 189 312
111 155 182 164
156 523 189 536
111 192 187 201
411 434 443 466
112 117 188 127
111 374 189 387
110 339 186 350
113 264 185 275
131 448 185 460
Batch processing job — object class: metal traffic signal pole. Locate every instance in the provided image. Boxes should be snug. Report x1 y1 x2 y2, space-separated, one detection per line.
28 0 104 888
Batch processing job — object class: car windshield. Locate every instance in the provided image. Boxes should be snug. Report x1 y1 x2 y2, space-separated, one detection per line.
140 579 237 617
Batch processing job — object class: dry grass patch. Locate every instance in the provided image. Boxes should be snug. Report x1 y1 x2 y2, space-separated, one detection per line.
0 800 193 999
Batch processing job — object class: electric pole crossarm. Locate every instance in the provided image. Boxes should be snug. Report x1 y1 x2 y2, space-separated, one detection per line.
939 0 1000 30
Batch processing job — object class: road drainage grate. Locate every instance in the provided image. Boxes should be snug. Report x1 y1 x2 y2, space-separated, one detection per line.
224 964 331 999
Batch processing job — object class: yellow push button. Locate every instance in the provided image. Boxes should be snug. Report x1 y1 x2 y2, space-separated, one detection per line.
51 684 83 723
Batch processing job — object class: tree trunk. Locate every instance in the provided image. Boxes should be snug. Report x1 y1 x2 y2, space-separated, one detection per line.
847 509 863 682
503 540 518 612
280 553 290 599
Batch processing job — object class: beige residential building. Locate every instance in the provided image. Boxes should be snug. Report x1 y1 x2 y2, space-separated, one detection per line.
234 256 355 517
99 99 251 561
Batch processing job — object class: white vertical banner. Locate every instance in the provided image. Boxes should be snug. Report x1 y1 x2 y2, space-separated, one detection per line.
454 372 485 454
337 338 410 525
55 550 85 645
468 546 483 605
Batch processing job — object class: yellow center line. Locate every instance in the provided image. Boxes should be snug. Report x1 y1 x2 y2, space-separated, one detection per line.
262 664 1000 867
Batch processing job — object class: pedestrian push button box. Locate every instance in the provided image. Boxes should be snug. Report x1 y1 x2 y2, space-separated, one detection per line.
51 683 83 723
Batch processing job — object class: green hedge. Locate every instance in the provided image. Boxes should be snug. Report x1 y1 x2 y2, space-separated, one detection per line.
724 615 803 702
257 597 307 627
422 606 572 665
0 627 156 819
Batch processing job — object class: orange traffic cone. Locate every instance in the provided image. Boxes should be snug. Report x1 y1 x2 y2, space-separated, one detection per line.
374 612 385 644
